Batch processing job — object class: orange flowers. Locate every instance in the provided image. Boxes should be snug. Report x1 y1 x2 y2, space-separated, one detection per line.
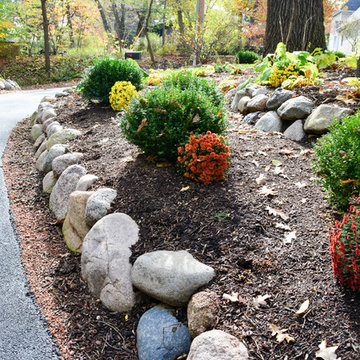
177 132 230 185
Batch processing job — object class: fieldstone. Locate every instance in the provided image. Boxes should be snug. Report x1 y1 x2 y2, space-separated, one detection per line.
255 111 282 132
304 104 353 134
245 83 258 97
38 101 53 111
277 96 315 120
187 291 219 338
283 120 306 141
30 124 43 142
131 250 215 306
224 88 237 103
42 118 56 132
49 165 87 222
81 213 139 312
35 150 48 172
7 79 20 89
85 188 117 226
36 144 67 173
41 108 57 122
47 123 63 137
47 128 82 150
3 80 14 90
33 133 45 150
137 306 191 360
76 174 99 191
243 111 261 125
30 111 38 126
187 330 248 360
63 191 94 253
64 87 75 94
55 92 68 98
52 153 84 177
0 79 5 90
41 96 56 103
252 87 269 97
238 96 251 114
247 94 268 112
35 139 48 160
231 90 246 112
42 171 57 194
266 88 293 110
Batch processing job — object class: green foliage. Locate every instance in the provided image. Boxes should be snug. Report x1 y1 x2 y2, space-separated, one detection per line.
213 61 231 73
311 48 337 69
77 57 144 104
119 78 227 162
312 112 360 210
329 196 360 291
334 51 346 59
343 77 360 98
269 60 300 87
236 50 258 64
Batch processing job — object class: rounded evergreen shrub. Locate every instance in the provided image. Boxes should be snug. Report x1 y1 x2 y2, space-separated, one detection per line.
77 57 144 104
312 111 360 210
235 50 258 64
119 84 227 162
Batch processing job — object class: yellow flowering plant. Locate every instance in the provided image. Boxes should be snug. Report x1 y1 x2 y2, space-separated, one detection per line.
269 61 300 87
109 81 138 111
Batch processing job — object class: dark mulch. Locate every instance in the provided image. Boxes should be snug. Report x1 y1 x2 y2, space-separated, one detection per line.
3 68 360 360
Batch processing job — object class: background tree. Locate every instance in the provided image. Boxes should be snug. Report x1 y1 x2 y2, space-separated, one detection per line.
263 0 326 55
40 0 51 72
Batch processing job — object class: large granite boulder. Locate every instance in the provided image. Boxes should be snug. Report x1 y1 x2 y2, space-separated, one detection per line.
266 88 293 110
283 120 306 141
277 96 315 120
230 90 246 112
304 104 352 134
81 213 139 312
187 291 219 338
30 124 43 142
137 306 191 360
255 111 282 132
47 128 82 150
52 153 84 177
63 191 94 253
85 188 117 226
238 96 251 114
247 94 268 112
187 330 248 360
49 165 87 222
131 250 215 306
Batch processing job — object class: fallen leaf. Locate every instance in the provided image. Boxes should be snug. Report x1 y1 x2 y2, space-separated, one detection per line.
272 159 282 166
269 324 295 343
274 166 288 178
256 174 266 185
266 206 289 221
279 148 293 155
275 223 291 231
284 230 296 244
265 164 271 172
192 113 200 123
223 292 240 302
296 299 309 315
315 340 340 360
180 186 190 192
258 186 277 197
253 294 271 308
137 118 148 132
296 182 307 188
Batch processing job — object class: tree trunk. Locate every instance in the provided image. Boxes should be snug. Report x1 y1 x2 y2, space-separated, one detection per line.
94 0 111 33
40 0 50 73
66 1 75 48
162 0 166 46
357 57 360 78
263 0 326 55
144 0 155 66
120 2 126 42
112 0 122 42
177 10 184 36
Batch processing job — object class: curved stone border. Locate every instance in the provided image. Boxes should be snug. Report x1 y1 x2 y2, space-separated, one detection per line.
0 78 21 91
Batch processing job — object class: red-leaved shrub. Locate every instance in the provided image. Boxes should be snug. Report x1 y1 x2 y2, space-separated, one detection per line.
177 131 230 185
329 195 360 291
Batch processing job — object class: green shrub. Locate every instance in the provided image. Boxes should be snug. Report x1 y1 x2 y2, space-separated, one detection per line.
162 71 224 107
334 51 346 59
77 57 144 104
312 112 360 210
236 50 258 64
329 195 360 291
119 84 227 161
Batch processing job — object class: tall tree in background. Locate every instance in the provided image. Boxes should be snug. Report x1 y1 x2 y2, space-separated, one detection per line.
263 0 326 55
40 0 50 72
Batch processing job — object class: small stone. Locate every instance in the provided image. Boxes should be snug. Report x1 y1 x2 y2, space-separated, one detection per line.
47 124 63 137
40 96 56 103
42 171 57 194
33 134 46 150
244 83 258 98
283 120 306 141
131 250 215 306
42 118 56 132
35 139 48 160
266 88 294 110
187 291 219 338
187 330 248 360
224 88 237 104
247 94 268 112
137 306 191 360
230 90 246 112
85 188 117 226
49 165 87 222
41 108 57 123
55 92 68 98
36 144 67 174
81 213 139 312
252 87 269 97
47 128 82 150
52 153 84 177
243 111 261 125
0 79 5 90
30 124 43 142
238 96 251 114
255 111 282 132
76 174 99 191
277 96 315 120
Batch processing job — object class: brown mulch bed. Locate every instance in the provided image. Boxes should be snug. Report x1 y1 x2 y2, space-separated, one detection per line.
3 67 360 360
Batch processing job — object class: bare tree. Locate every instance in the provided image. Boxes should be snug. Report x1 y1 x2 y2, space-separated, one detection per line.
40 0 50 73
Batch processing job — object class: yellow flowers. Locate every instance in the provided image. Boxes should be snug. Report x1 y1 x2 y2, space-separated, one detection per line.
269 62 300 88
109 81 138 111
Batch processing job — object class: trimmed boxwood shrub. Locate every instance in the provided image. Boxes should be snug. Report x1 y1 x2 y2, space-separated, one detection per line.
77 57 145 104
119 84 227 162
236 50 258 64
